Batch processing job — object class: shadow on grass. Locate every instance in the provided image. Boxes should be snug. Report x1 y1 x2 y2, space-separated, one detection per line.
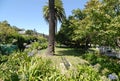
55 47 86 56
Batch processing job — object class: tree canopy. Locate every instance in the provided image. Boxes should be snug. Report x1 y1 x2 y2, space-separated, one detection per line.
43 0 66 34
57 0 120 48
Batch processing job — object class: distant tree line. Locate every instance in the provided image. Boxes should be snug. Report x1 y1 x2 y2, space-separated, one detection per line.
0 21 48 52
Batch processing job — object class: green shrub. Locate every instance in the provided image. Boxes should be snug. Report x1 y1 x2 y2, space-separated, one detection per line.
0 44 18 54
82 53 120 80
0 52 62 81
0 52 31 80
0 54 8 64
38 36 48 49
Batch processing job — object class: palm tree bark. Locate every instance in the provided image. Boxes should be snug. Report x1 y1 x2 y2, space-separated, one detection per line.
47 0 55 55
55 19 57 34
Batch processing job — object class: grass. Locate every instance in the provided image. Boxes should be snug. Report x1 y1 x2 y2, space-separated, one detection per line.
55 47 85 56
37 47 89 74
39 47 85 56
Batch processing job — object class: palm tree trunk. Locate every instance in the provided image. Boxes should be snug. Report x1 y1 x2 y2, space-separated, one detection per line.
55 20 57 34
46 0 55 55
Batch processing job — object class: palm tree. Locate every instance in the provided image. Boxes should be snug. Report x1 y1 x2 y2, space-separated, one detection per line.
43 0 66 34
46 0 55 55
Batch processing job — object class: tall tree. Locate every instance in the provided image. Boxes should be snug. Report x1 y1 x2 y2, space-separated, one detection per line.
57 0 120 48
46 0 55 55
43 0 65 34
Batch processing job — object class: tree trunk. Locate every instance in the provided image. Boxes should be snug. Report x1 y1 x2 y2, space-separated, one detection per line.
55 20 57 34
46 0 55 55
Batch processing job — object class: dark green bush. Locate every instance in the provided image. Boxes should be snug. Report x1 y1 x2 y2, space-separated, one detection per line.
0 44 18 54
82 53 120 80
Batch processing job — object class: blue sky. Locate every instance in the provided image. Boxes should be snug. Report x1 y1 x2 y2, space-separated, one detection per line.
0 0 88 35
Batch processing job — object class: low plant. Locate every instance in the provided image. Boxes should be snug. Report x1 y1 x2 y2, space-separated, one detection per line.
0 52 63 81
81 53 120 80
1 51 120 81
